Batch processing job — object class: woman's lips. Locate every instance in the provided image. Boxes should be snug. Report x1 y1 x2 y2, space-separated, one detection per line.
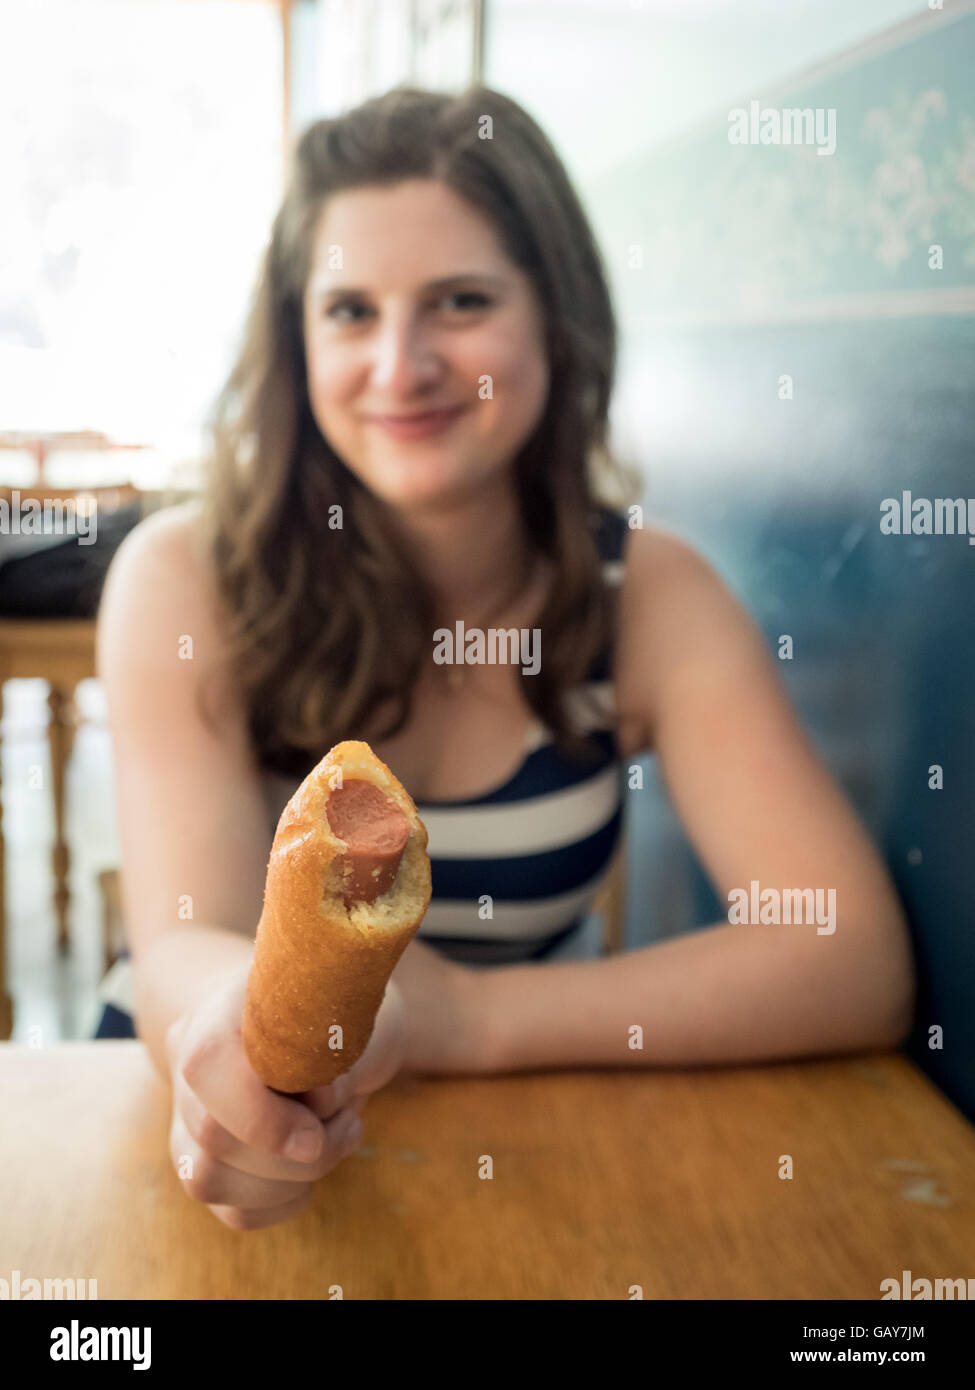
367 406 467 439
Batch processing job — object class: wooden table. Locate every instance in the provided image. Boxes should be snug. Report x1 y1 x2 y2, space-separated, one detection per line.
2 1042 973 1300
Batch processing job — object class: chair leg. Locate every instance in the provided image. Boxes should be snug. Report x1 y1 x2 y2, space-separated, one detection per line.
47 684 75 953
99 869 122 975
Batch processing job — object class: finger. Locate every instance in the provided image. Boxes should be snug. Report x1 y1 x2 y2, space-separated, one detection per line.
304 1089 369 1122
169 1109 312 1210
208 1189 314 1231
176 1071 364 1181
300 1092 368 1120
179 1026 329 1162
298 1071 356 1122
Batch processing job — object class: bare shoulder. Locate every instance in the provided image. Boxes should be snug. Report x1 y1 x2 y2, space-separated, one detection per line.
96 497 222 672
621 521 718 588
621 522 738 636
613 523 761 757
100 498 209 602
107 497 206 576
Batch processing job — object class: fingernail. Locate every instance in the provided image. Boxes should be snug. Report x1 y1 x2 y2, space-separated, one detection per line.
286 1126 323 1162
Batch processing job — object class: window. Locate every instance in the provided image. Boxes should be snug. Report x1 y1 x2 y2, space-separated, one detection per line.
0 0 285 486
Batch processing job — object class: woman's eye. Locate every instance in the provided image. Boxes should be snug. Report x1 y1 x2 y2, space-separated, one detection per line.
325 300 371 323
442 291 490 312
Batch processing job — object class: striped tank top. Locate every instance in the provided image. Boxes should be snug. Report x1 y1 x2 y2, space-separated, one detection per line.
261 505 629 966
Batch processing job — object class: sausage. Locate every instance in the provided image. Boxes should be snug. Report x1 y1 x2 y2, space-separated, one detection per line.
325 778 411 906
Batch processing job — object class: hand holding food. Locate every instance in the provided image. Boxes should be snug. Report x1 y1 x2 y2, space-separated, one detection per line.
165 967 368 1230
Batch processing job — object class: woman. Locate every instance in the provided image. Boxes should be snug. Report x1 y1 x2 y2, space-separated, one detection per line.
95 85 915 1230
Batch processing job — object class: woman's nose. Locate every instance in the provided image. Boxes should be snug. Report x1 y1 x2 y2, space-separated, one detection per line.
370 312 444 396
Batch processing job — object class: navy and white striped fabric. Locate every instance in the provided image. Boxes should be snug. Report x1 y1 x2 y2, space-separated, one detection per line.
412 719 624 964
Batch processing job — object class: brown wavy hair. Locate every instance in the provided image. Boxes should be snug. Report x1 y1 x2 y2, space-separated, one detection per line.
199 84 640 781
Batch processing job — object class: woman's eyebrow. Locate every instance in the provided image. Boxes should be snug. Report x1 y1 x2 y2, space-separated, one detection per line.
308 272 509 301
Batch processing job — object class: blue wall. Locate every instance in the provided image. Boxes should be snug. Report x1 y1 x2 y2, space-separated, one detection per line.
609 9 975 1122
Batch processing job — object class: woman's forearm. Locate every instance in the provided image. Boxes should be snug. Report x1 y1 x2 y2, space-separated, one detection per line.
476 911 916 1074
132 924 255 1084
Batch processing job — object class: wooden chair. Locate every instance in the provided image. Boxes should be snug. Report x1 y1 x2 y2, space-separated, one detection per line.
0 484 142 1038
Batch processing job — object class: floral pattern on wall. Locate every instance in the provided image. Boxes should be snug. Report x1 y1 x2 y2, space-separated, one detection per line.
589 11 975 320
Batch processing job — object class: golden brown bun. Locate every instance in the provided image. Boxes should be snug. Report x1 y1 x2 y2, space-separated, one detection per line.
242 741 432 1092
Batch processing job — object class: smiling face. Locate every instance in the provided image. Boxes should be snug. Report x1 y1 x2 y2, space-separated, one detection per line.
301 179 551 511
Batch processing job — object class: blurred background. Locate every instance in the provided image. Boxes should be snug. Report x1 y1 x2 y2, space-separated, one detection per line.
1 1 973 1120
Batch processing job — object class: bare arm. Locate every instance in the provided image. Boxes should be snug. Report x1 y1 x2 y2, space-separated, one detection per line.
96 503 273 1082
473 527 916 1074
